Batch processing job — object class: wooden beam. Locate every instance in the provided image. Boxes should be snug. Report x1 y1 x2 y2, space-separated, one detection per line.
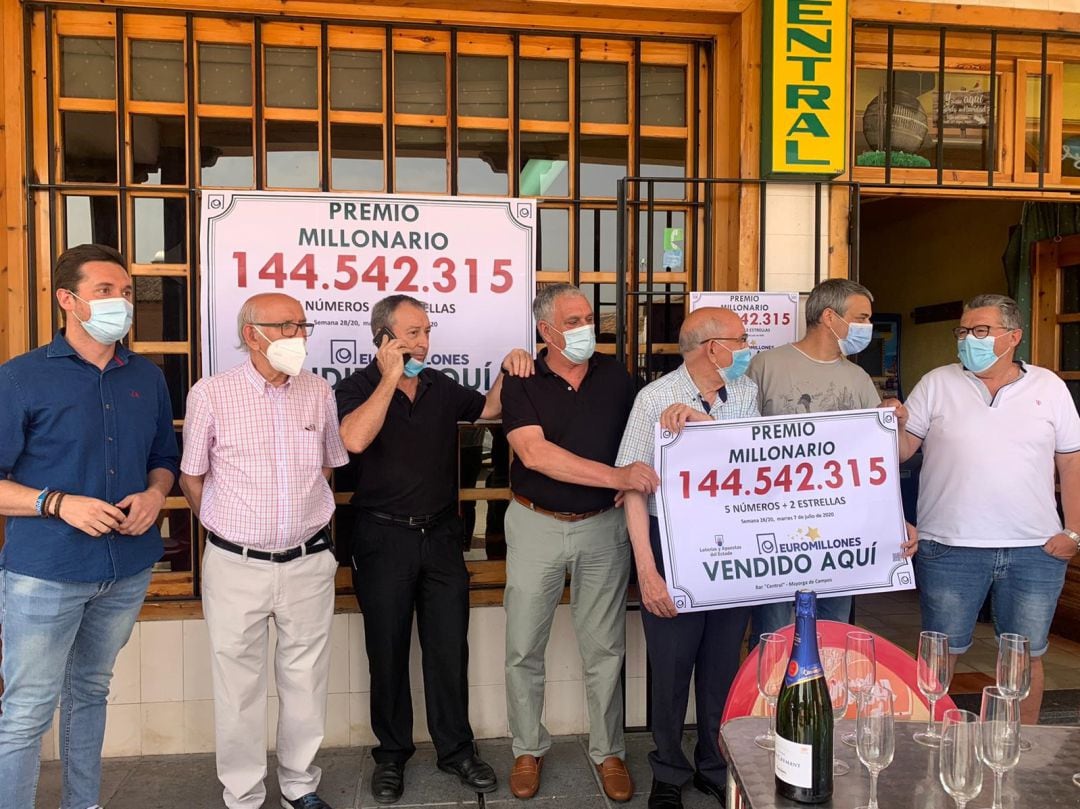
851 0 1080 35
734 0 761 292
41 0 739 37
1 0 28 364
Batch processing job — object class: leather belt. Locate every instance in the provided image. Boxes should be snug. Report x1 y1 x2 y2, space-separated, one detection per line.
360 506 453 529
208 528 332 563
512 493 612 523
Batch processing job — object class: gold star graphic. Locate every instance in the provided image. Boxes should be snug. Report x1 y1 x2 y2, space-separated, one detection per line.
807 527 821 540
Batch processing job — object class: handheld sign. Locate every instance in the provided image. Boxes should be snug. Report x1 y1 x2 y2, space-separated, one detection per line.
654 408 914 613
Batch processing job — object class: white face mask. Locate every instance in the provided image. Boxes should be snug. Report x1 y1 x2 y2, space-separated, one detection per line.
71 294 133 345
254 327 307 376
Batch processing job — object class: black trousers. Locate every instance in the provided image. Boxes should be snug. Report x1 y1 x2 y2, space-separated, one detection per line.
350 511 474 766
641 517 749 786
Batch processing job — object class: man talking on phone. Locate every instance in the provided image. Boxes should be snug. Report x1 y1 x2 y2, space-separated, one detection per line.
335 294 533 805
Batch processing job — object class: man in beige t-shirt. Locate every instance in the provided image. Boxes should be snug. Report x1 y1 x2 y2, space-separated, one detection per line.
747 279 889 645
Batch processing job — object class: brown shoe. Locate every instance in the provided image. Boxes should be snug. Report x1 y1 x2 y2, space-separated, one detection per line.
596 756 634 802
510 755 543 799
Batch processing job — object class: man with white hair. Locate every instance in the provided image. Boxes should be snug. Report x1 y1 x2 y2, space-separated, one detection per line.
617 306 758 809
901 293 1080 724
180 292 350 809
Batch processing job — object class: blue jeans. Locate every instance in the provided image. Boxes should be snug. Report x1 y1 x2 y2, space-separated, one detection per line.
915 540 1067 656
0 567 151 809
749 595 853 650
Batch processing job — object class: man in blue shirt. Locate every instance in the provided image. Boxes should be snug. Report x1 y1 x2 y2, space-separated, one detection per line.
0 244 179 809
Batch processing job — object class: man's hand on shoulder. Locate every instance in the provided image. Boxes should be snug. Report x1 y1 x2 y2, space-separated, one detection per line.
659 403 712 434
501 348 535 378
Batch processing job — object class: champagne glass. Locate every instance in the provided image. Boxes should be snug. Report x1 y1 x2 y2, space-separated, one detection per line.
914 630 952 747
755 632 788 749
842 631 876 747
1073 773 1080 787
995 633 1032 752
939 709 983 809
855 685 895 809
820 633 850 775
978 686 1021 809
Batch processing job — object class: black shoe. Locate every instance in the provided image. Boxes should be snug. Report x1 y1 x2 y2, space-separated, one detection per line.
281 794 333 809
438 753 498 793
692 772 726 807
372 762 405 804
648 779 683 809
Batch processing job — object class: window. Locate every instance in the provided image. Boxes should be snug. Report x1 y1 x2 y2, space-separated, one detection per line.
33 7 707 599
852 22 1080 189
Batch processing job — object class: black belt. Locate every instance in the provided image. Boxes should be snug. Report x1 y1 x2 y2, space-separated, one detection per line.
208 528 332 563
359 506 453 529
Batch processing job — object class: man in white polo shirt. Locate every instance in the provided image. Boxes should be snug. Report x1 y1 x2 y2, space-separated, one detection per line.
900 293 1080 723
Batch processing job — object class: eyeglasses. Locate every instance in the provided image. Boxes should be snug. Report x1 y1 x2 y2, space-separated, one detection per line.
702 335 750 346
952 325 1012 339
253 321 315 338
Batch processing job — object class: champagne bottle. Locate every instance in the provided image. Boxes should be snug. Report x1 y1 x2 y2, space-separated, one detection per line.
774 590 833 804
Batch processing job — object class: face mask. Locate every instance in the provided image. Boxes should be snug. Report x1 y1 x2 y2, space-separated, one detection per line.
714 345 752 384
556 324 596 364
254 327 307 376
957 334 1001 373
72 295 133 345
832 320 873 356
403 357 427 378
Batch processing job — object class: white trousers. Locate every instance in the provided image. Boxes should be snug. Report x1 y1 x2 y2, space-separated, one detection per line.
202 542 338 809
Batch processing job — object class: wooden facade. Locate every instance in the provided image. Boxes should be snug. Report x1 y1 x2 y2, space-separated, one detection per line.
1 0 1080 626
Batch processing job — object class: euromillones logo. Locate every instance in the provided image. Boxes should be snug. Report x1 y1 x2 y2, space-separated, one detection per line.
756 533 777 554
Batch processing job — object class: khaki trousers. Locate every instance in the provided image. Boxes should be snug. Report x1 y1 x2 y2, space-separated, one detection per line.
202 542 338 809
503 499 630 764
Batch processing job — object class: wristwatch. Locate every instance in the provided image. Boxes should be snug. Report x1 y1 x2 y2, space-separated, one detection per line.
1062 528 1080 550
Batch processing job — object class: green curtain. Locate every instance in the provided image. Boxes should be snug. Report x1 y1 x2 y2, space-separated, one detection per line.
1003 202 1080 362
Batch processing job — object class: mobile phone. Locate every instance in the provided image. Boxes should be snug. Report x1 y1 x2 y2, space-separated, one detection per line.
373 326 411 361
373 326 395 348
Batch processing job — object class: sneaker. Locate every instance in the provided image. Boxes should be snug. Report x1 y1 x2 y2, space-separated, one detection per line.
281 793 333 809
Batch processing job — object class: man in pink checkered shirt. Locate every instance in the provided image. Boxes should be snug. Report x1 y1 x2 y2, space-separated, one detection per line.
180 292 349 809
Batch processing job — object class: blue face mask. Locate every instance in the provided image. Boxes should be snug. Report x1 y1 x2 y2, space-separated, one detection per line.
835 321 873 356
558 324 596 364
957 334 1000 373
715 346 752 384
403 357 427 378
72 294 133 345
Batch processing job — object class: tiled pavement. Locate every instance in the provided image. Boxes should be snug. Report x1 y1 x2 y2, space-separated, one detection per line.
36 733 723 809
34 588 1080 808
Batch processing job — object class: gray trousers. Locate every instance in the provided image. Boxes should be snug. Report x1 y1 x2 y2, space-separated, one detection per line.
503 499 631 764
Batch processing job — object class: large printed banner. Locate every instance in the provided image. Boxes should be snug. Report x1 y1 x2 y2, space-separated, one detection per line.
654 409 914 613
200 192 536 390
689 291 798 353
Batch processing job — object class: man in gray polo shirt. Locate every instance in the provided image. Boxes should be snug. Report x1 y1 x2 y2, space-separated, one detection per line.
747 279 891 644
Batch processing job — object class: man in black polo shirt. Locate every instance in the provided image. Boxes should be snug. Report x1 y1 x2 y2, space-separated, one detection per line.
335 294 532 805
500 284 658 802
